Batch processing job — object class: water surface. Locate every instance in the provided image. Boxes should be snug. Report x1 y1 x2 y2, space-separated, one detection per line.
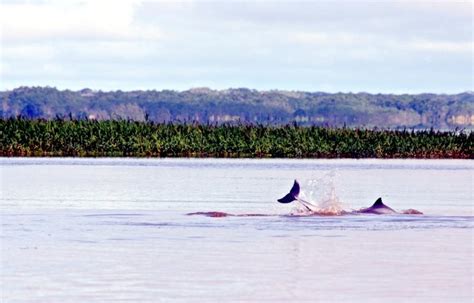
1 158 473 302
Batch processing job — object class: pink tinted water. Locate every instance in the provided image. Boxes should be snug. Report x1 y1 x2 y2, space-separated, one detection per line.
1 158 473 302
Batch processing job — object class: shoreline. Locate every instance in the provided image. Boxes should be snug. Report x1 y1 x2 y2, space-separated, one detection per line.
0 153 471 159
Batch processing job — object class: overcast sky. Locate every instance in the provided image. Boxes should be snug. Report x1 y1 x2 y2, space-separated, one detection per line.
0 0 472 93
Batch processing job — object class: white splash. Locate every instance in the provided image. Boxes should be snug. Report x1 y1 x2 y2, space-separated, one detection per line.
292 171 346 216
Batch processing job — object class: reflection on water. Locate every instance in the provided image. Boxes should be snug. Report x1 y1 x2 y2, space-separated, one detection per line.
1 158 473 302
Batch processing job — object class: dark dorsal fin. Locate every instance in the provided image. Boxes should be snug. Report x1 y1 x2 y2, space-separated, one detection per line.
372 197 384 208
359 197 397 214
277 180 300 203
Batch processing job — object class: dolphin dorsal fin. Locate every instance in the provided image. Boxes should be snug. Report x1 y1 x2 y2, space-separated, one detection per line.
372 197 384 207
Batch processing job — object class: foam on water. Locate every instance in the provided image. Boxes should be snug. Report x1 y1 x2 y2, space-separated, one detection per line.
291 171 347 215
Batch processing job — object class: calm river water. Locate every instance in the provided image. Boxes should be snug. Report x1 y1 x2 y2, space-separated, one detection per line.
1 158 473 302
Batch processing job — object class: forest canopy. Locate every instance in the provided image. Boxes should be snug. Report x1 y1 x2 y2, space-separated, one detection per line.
1 87 472 130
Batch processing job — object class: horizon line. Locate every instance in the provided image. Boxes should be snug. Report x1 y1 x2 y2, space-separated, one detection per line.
2 85 473 96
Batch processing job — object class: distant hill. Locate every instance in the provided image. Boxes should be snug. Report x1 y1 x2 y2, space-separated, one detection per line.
1 87 472 129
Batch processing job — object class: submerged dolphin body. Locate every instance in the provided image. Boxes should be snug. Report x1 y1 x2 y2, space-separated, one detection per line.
277 180 422 215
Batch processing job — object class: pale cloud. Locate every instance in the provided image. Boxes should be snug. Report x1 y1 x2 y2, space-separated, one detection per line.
408 40 473 53
1 0 161 43
2 44 57 60
0 0 472 93
291 32 369 46
291 31 473 54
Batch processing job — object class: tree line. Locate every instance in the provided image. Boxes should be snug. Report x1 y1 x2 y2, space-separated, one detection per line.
1 87 472 129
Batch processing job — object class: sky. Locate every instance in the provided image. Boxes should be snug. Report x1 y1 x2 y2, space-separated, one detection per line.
0 0 472 93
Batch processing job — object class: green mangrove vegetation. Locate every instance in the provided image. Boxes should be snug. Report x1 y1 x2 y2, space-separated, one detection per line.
0 118 472 158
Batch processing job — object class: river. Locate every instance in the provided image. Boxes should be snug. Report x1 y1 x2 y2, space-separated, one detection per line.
1 158 473 302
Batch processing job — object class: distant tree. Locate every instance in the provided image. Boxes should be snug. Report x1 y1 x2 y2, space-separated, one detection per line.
20 103 43 118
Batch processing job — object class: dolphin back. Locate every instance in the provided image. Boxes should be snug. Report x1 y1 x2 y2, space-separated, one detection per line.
359 197 397 214
277 180 300 203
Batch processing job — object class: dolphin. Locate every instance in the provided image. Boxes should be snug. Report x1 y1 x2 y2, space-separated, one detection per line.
277 180 315 211
277 180 422 215
357 197 397 214
277 179 300 203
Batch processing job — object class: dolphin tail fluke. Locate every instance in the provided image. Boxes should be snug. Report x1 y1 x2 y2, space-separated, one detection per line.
277 180 300 203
